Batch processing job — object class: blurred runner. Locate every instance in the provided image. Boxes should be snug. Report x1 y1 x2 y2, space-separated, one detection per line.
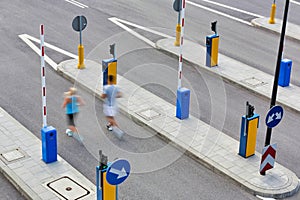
101 75 124 139
62 87 85 138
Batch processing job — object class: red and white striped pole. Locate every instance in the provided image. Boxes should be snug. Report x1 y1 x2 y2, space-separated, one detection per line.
178 0 186 89
40 24 47 128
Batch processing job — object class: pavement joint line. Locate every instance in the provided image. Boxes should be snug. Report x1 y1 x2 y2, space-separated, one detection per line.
0 107 96 199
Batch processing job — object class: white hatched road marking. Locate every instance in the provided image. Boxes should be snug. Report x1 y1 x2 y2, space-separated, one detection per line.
196 0 263 18
18 34 77 71
291 0 300 6
108 17 172 48
65 0 88 8
186 0 262 26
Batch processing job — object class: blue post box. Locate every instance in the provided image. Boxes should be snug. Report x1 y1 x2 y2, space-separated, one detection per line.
41 126 57 163
176 87 190 120
278 59 292 87
206 34 219 67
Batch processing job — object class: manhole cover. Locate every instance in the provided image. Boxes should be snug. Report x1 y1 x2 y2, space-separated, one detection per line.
47 176 90 200
136 108 161 121
0 148 27 164
241 77 266 88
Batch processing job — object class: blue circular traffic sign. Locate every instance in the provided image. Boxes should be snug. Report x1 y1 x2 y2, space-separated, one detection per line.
265 105 284 128
106 159 130 185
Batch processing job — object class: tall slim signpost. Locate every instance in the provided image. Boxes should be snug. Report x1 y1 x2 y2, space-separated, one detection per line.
72 15 87 69
260 0 290 175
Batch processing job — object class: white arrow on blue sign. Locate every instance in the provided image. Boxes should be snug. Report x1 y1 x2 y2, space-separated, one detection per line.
265 105 284 128
106 159 130 185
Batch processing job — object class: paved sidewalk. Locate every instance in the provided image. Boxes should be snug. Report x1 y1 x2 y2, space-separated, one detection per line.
0 107 96 199
57 59 299 198
252 17 300 42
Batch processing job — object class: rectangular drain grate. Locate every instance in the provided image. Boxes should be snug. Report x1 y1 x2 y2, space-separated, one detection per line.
136 108 161 121
0 148 27 164
241 77 267 88
46 176 90 200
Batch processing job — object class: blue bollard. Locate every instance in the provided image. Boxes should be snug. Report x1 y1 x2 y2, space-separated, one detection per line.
278 59 292 87
41 126 57 163
176 87 190 120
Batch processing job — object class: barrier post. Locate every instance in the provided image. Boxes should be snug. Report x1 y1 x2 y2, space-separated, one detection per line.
40 24 57 163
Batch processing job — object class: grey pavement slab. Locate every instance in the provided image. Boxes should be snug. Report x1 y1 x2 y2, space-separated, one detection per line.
0 107 96 200
57 59 299 198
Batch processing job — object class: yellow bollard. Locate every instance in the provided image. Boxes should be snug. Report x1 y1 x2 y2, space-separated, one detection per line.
269 3 276 24
77 44 85 69
174 24 181 46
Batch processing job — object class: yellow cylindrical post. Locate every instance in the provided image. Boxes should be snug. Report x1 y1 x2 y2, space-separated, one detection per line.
77 44 85 69
269 3 276 24
174 24 181 46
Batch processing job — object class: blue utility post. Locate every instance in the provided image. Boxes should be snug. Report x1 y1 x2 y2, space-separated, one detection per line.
96 151 118 200
206 21 219 67
239 102 259 158
102 44 117 87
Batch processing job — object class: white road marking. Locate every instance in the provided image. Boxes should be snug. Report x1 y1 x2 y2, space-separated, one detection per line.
18 34 77 71
291 0 300 6
110 17 172 39
109 17 155 47
197 0 263 18
65 0 88 8
256 195 276 200
186 0 253 26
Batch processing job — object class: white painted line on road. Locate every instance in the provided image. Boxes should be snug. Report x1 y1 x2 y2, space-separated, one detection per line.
65 0 88 8
22 34 77 59
108 17 155 48
18 34 77 71
291 0 300 6
256 195 276 200
186 0 252 26
19 34 58 70
197 0 263 18
110 17 172 39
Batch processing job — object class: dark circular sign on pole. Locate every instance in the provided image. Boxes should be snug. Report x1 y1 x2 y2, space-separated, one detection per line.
72 15 87 32
173 0 182 12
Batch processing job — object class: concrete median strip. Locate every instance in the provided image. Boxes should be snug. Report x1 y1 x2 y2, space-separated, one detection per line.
57 59 299 198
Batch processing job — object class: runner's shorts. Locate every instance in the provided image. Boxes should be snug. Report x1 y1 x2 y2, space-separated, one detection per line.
103 105 117 117
67 113 77 126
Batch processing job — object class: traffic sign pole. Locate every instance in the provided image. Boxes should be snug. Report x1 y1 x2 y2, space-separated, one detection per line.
72 15 87 69
264 0 289 147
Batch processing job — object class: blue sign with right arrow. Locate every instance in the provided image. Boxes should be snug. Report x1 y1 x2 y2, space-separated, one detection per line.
265 105 284 128
106 159 130 185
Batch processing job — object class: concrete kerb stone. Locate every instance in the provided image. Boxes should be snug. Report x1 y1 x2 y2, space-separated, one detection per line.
0 160 41 200
57 59 299 198
251 17 300 43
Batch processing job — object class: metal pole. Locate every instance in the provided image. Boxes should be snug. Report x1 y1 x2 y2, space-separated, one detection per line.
79 16 82 45
40 24 47 128
265 0 290 147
